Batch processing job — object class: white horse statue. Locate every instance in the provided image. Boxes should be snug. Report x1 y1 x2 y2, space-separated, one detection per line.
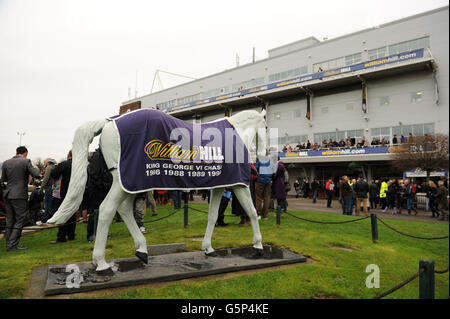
47 109 267 276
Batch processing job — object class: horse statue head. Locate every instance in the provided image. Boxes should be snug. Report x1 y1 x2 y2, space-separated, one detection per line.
228 109 267 160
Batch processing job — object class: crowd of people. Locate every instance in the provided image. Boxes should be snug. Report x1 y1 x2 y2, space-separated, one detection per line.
0 145 448 252
282 132 419 152
292 176 449 220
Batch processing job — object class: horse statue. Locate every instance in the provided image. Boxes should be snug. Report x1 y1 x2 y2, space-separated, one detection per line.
47 108 267 276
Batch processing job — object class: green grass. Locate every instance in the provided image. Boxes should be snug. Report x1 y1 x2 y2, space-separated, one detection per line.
0 202 448 299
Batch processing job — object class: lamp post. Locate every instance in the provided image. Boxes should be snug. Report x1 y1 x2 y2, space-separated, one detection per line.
17 132 25 146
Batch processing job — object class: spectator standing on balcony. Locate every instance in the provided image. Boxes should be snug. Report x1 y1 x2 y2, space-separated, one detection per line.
325 178 334 208
400 134 407 143
408 133 414 143
338 139 345 147
306 140 311 149
311 179 319 204
354 175 369 216
392 135 398 145
345 138 352 148
380 138 388 146
371 138 379 146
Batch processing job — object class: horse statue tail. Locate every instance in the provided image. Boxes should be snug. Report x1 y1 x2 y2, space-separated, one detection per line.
47 119 108 225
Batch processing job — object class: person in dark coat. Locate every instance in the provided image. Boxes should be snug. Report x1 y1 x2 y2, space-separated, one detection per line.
1 146 41 251
28 181 44 226
369 180 378 209
302 179 310 198
50 150 74 243
86 148 112 242
271 160 286 216
340 176 353 215
311 179 319 203
354 175 369 216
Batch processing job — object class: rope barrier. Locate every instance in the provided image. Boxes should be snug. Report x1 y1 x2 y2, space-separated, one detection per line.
376 217 449 240
434 267 449 274
373 268 425 299
142 209 180 224
284 211 370 224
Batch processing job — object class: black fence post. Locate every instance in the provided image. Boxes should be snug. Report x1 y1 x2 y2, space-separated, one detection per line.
183 192 189 228
419 260 435 299
276 205 281 227
370 213 378 243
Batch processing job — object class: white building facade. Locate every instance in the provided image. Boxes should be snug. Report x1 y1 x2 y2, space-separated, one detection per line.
120 6 449 185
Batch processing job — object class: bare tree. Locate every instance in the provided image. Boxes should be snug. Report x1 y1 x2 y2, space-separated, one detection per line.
391 134 449 181
33 157 45 174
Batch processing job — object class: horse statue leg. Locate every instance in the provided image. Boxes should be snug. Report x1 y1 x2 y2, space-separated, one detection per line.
92 172 128 275
116 194 148 264
232 185 263 256
201 187 224 256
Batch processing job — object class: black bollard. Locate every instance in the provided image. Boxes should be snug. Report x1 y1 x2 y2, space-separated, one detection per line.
276 205 281 226
370 213 378 243
184 191 189 228
419 260 435 299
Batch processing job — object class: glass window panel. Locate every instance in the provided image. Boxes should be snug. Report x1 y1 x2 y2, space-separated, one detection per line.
424 123 435 134
294 109 301 118
413 125 424 136
398 42 409 53
368 49 377 60
380 127 390 135
337 132 345 140
346 130 355 138
357 130 364 138
378 47 386 57
389 44 398 55
392 126 401 136
419 37 430 49
402 125 412 135
371 128 380 136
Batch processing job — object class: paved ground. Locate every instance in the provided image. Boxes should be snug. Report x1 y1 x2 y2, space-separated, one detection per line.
190 195 448 224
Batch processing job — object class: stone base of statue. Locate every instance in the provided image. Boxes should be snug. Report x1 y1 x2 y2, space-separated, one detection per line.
27 243 307 297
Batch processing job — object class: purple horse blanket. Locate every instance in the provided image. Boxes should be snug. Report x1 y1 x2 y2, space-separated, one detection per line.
108 109 250 193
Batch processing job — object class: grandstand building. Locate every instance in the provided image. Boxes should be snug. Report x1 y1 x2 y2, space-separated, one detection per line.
120 6 449 185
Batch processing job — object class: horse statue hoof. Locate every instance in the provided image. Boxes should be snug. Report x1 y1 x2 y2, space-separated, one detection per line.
96 267 114 277
205 251 220 257
135 251 148 264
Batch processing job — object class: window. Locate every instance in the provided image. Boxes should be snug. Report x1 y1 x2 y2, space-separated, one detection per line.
388 36 430 55
294 109 302 118
345 53 362 66
371 127 390 142
273 112 281 120
201 86 229 99
232 77 265 91
392 123 435 137
368 47 387 60
411 91 423 103
313 57 345 72
379 96 390 106
269 66 308 82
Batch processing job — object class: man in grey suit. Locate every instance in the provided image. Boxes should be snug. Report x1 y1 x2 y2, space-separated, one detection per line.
0 146 41 251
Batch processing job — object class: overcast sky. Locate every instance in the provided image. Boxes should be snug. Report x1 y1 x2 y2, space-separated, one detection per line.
0 0 448 163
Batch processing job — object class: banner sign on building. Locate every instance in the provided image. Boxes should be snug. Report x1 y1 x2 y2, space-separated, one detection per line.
109 109 250 193
167 49 425 112
279 146 396 158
